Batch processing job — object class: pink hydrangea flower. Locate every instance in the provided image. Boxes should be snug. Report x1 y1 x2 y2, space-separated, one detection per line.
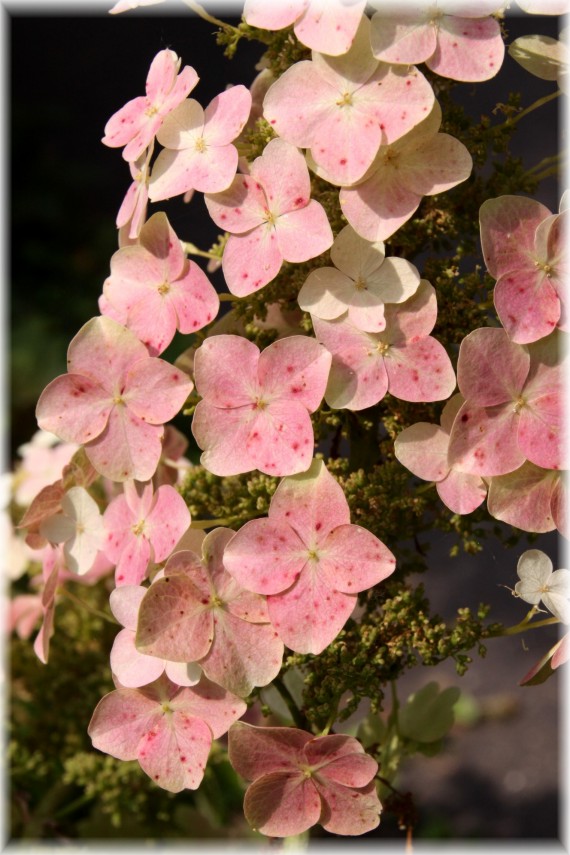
109 584 202 688
298 224 421 332
102 49 198 162
480 194 568 343
312 280 456 410
486 462 566 537
447 328 564 477
243 0 367 56
102 212 219 356
191 334 332 477
88 674 246 793
223 459 396 654
228 722 381 836
370 2 505 82
36 316 193 483
335 101 472 242
136 528 284 697
103 480 190 586
395 394 487 515
148 86 252 200
263 15 435 186
204 139 333 296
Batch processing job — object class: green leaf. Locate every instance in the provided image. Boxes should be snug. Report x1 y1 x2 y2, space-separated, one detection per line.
399 682 460 743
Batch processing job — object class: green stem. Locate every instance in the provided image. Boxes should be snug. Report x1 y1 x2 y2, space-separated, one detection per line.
531 165 561 182
181 0 239 33
182 241 219 261
485 615 559 638
219 293 238 302
319 699 339 736
526 152 563 174
414 480 436 495
273 677 306 730
388 680 400 737
497 90 561 129
58 587 118 625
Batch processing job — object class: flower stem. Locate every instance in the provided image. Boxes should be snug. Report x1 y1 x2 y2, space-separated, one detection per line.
485 615 559 638
497 90 561 129
273 677 306 730
182 241 219 261
57 587 118 625
191 516 243 529
181 0 239 33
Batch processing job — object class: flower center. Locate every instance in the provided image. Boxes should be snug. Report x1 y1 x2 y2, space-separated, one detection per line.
195 136 206 153
263 209 276 226
113 394 125 406
158 281 170 295
336 91 353 108
132 519 146 537
161 702 173 714
253 397 268 410
376 341 389 355
535 260 553 277
354 276 368 292
145 104 159 117
383 147 398 166
307 548 320 562
513 396 526 414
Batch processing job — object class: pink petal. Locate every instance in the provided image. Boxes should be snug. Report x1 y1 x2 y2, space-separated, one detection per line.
518 392 563 471
383 278 438 341
145 49 178 105
110 627 165 688
84 406 165 482
487 463 557 533
304 734 377 787
340 166 421 242
66 316 148 389
294 1 366 55
429 16 504 82
270 458 351 543
204 174 267 233
109 584 147 630
243 399 317 476
456 327 529 406
194 335 260 406
275 201 333 264
36 375 112 445
146 485 190 561
136 573 213 662
228 722 311 778
394 422 450 482
268 567 356 654
494 267 560 344
173 677 246 739
370 11 435 64
88 685 162 760
479 195 552 279
140 211 185 279
192 401 261 477
203 85 252 146
447 401 525 476
114 534 152 587
244 772 321 837
243 0 305 30
398 132 472 196
137 710 212 792
385 338 456 402
317 523 396 594
258 336 332 411
312 316 389 411
436 469 487 515
102 95 147 149
314 777 381 835
124 358 192 423
251 139 312 218
221 227 284 296
122 290 179 356
223 518 307 595
199 610 283 696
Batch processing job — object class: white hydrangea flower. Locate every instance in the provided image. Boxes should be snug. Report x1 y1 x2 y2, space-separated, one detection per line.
515 549 570 624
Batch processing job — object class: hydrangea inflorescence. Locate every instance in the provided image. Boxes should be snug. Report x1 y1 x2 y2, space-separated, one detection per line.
9 0 567 842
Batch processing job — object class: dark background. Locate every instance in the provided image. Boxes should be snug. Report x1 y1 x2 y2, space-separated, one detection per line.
8 2 564 843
